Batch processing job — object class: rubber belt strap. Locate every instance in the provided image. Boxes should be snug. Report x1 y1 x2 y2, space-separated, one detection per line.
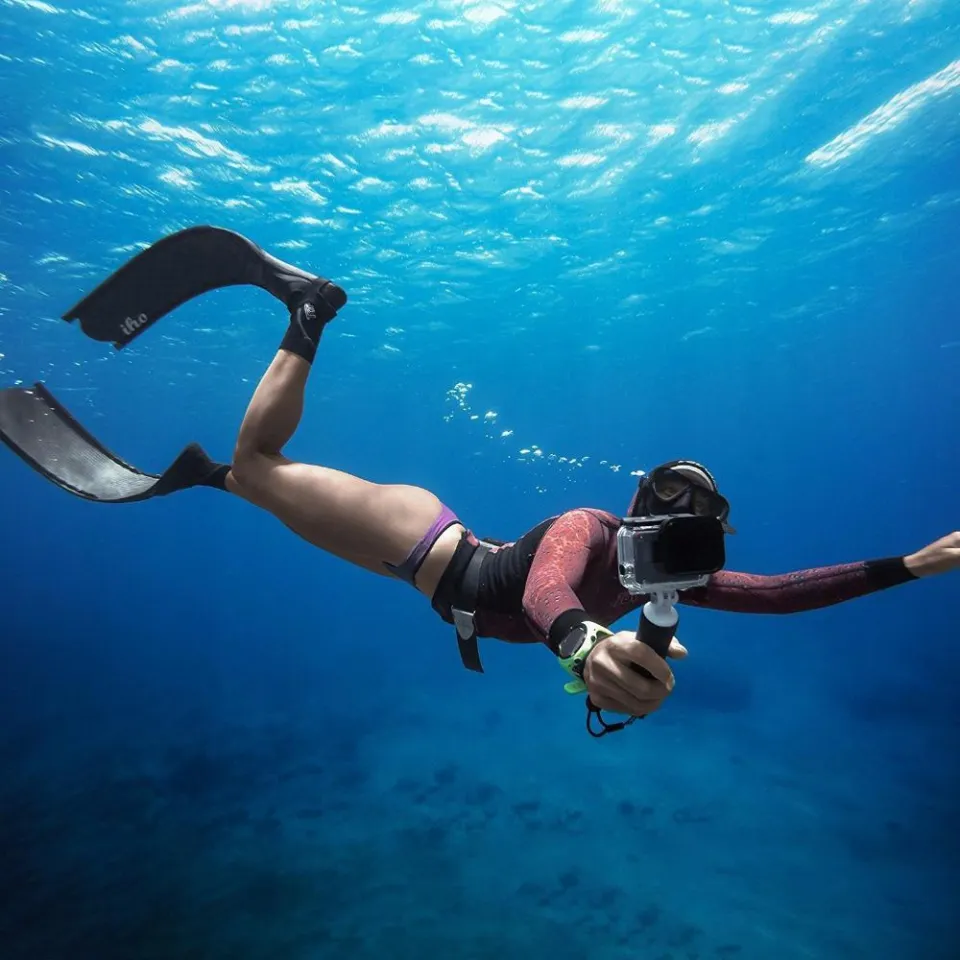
451 542 493 673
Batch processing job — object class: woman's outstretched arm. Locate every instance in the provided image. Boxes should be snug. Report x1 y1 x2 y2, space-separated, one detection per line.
681 531 959 614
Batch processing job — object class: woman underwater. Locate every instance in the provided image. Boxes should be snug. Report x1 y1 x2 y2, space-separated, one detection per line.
2 227 957 733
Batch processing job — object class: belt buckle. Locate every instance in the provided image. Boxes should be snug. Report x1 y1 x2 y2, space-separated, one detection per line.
452 607 475 640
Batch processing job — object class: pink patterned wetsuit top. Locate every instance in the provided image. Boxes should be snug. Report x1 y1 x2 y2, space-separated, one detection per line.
459 508 916 653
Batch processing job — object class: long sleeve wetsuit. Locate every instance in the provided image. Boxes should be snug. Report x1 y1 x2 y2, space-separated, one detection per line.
469 508 917 652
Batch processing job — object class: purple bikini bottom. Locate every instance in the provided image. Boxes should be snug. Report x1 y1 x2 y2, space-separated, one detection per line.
383 503 461 587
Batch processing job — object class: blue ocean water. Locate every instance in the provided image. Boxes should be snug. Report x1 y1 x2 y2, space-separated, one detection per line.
2 0 959 957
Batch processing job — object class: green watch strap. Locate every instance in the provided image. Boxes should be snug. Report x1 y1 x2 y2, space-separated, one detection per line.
557 621 614 695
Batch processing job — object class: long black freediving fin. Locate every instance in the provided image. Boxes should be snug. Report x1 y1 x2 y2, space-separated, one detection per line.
61 225 320 349
0 383 218 502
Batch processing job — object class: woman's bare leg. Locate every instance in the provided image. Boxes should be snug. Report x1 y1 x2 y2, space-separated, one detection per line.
226 287 456 584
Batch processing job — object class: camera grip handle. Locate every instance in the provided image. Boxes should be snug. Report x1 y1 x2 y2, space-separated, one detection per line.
630 599 679 680
638 612 676 658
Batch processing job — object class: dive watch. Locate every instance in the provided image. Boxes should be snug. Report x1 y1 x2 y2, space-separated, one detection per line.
557 621 613 695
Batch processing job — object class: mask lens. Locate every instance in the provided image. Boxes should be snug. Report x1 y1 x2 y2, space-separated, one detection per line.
688 488 709 515
694 487 730 521
651 468 688 501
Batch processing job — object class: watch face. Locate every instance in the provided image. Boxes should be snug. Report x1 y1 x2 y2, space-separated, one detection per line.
559 625 587 659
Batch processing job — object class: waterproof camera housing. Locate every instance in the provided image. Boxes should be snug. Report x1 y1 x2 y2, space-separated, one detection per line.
617 515 726 595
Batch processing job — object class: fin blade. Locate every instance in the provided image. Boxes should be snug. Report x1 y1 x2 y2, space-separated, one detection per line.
61 225 268 349
0 384 161 502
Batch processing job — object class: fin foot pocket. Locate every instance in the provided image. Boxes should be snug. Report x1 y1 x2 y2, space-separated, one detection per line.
153 442 228 496
289 278 347 325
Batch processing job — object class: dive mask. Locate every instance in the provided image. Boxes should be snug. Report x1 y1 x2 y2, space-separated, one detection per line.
632 460 735 534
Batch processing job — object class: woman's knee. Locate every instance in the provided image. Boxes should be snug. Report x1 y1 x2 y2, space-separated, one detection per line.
230 446 273 493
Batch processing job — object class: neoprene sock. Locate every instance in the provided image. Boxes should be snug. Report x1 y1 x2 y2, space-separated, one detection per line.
279 278 346 364
199 463 231 491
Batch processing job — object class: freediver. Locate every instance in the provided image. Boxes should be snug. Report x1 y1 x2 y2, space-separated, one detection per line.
2 227 957 734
